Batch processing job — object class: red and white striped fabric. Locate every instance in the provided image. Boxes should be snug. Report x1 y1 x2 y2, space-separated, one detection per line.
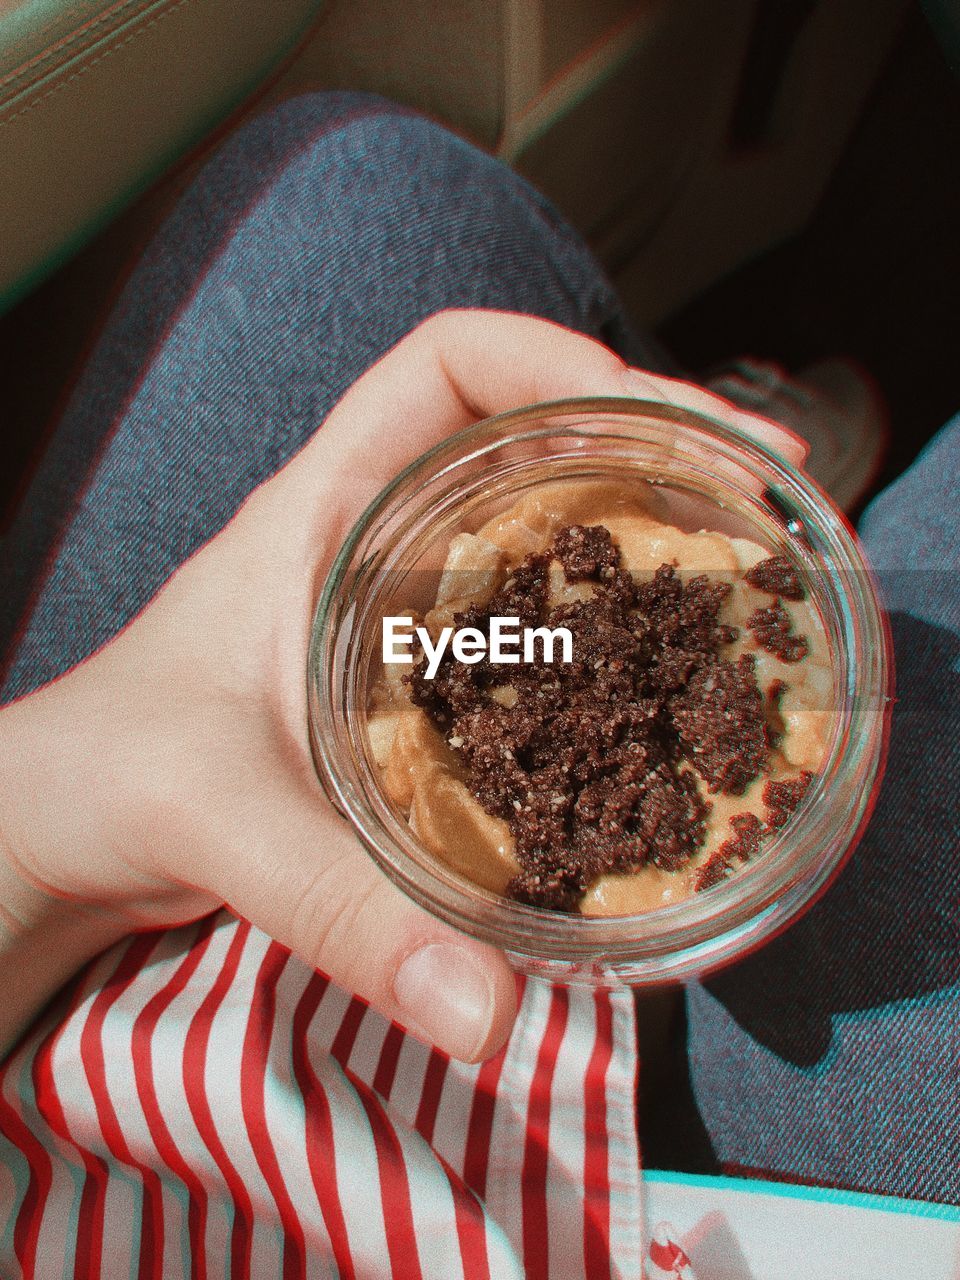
0 911 643 1278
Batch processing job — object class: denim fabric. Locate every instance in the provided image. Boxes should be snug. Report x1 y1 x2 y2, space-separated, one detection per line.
0 91 656 697
688 415 960 1204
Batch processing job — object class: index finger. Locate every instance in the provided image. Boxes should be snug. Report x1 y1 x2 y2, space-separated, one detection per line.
622 366 809 468
284 309 807 515
306 309 628 499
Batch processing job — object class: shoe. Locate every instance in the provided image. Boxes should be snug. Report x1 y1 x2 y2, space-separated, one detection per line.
705 357 889 511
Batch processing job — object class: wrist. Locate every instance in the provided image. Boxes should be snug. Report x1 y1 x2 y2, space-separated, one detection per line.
0 692 131 1056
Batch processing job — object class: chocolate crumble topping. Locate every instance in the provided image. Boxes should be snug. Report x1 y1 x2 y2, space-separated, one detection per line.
695 850 733 892
407 524 789 911
670 655 767 794
747 600 809 663
553 523 620 580
694 813 764 892
763 771 813 830
726 812 765 861
745 555 806 601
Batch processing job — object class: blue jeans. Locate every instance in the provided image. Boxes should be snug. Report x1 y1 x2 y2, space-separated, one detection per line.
1 92 957 1204
688 422 960 1203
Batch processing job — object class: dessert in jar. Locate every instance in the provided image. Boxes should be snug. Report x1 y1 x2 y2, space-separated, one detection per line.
365 479 833 917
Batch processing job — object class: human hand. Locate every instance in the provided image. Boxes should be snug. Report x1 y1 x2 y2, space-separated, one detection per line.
0 309 806 1062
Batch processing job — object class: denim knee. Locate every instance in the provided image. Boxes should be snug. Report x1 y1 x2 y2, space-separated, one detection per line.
207 89 618 336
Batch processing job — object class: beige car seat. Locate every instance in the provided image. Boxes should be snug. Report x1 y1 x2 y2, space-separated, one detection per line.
0 0 909 463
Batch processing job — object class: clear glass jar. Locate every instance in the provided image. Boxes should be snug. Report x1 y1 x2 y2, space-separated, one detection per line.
307 398 891 986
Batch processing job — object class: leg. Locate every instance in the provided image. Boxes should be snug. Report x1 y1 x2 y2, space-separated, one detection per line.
686 414 960 1203
1 90 656 699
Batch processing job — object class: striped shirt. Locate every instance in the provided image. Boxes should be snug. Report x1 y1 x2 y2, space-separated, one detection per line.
0 910 643 1278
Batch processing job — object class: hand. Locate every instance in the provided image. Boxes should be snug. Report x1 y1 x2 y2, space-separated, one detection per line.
0 310 806 1062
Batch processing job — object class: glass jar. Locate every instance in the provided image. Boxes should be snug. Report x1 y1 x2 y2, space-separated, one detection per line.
307 398 891 986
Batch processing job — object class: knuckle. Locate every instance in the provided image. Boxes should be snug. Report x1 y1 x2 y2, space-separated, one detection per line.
286 857 385 985
411 307 468 347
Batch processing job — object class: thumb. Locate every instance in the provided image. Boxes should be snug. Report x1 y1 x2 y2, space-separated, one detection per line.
205 781 519 1062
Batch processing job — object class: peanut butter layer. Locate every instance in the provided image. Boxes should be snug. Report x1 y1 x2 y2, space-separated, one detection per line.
367 481 832 915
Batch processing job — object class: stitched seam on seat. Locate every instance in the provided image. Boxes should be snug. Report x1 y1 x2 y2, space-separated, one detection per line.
0 0 162 95
0 0 197 125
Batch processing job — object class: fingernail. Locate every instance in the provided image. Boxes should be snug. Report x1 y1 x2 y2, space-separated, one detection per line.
619 367 667 401
394 942 494 1060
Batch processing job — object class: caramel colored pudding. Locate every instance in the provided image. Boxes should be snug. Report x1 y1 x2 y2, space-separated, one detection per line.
366 481 832 916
